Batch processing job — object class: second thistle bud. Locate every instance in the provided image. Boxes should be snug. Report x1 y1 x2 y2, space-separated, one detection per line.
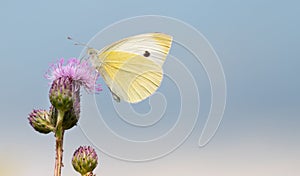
72 146 98 176
28 109 55 134
50 89 80 130
49 76 74 112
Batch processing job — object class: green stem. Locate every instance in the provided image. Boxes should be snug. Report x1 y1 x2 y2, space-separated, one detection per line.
83 172 94 176
54 110 65 176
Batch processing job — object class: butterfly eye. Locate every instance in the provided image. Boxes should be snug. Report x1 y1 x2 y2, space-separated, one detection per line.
143 51 150 57
88 50 95 55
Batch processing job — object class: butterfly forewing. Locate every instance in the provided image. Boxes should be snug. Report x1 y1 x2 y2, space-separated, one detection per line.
95 33 172 103
99 33 172 66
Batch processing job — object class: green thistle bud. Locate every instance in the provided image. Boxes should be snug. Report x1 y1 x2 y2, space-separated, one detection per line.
50 89 80 130
28 109 55 134
72 146 98 176
49 76 73 112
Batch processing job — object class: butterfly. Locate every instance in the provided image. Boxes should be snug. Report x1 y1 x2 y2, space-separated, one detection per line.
86 33 173 103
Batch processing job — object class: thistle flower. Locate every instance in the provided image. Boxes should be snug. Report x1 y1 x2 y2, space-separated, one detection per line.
46 58 101 129
72 146 98 176
45 58 102 93
28 109 55 134
28 58 102 176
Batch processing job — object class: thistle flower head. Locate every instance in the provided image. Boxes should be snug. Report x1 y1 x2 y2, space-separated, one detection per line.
72 146 98 175
28 109 55 134
45 58 102 93
47 58 101 113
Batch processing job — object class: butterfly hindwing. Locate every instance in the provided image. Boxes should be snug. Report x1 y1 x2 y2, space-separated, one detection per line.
98 51 162 103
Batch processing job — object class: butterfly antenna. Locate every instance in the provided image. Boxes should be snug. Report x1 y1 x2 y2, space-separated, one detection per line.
67 37 91 62
67 36 91 48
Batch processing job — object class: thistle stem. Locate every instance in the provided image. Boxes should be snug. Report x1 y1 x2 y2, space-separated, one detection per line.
54 110 65 176
83 172 94 176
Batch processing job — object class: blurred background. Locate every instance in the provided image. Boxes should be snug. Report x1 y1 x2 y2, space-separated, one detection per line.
0 0 299 175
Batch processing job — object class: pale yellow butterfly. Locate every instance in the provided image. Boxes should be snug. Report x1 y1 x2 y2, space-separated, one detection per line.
87 33 173 103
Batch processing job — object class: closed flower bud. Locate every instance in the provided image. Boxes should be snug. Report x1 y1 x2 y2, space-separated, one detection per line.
72 146 98 175
50 90 80 130
28 109 54 134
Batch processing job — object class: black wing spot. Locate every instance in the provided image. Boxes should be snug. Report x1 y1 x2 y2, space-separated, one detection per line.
143 51 150 57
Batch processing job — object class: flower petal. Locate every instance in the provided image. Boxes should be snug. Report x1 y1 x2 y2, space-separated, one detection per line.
45 58 101 93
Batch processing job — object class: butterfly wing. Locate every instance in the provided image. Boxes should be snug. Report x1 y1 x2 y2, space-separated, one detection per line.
95 33 172 103
99 33 172 67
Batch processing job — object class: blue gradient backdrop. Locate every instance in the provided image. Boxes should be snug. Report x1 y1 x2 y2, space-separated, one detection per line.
0 0 299 175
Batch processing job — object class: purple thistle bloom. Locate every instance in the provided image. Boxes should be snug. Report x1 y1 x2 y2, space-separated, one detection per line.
46 58 100 129
45 58 102 93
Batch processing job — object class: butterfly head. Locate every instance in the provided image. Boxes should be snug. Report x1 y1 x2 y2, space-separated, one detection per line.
87 48 101 67
87 48 97 56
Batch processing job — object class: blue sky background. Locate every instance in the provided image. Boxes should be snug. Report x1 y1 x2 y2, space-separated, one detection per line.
0 0 299 175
